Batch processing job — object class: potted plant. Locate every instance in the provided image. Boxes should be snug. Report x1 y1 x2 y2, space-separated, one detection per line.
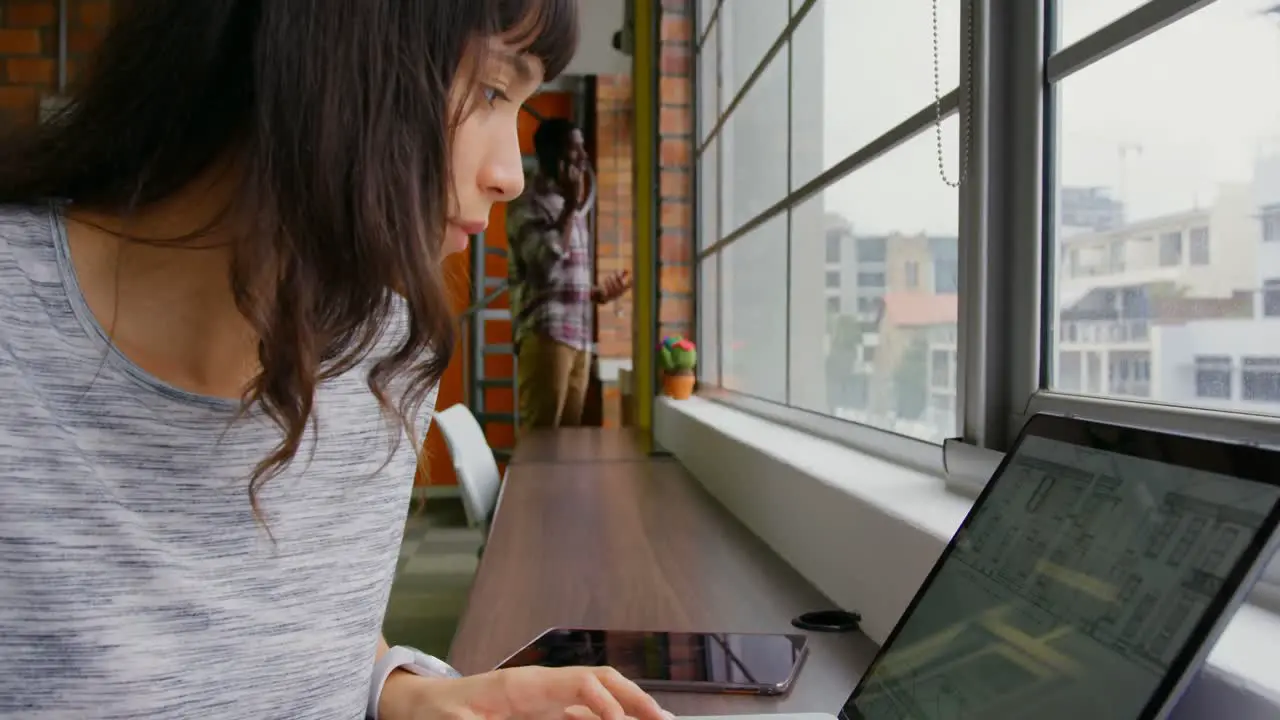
659 335 698 400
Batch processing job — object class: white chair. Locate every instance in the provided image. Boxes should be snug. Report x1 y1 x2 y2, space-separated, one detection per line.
432 404 503 531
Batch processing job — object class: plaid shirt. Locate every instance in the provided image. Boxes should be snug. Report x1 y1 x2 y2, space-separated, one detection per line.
507 178 595 352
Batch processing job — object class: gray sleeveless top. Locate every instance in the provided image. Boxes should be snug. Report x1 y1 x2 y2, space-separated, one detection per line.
0 205 435 718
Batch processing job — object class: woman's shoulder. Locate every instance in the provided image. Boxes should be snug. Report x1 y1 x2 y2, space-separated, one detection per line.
0 203 58 268
0 204 69 343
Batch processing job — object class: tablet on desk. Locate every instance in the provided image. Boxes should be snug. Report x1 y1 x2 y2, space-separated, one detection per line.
496 628 809 696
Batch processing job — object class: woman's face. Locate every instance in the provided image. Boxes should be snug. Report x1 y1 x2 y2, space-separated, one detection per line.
445 40 546 256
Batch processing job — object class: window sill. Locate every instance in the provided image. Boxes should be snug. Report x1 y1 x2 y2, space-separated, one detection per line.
654 395 1280 715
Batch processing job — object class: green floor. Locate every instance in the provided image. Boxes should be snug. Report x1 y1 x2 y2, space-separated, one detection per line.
383 498 483 657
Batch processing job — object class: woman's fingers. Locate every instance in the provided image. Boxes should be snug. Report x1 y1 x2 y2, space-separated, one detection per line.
573 670 627 720
588 668 670 720
487 666 669 720
562 705 599 720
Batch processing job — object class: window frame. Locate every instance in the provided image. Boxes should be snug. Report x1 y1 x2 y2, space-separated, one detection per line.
690 0 1280 607
969 0 1280 452
691 0 968 472
984 0 1280 602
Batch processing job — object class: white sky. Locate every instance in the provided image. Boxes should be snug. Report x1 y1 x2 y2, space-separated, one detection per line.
809 0 1280 235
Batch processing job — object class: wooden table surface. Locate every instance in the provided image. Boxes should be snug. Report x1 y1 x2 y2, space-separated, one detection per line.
449 439 878 716
510 427 657 464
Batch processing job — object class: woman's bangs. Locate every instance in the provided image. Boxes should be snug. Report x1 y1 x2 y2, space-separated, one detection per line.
497 0 579 81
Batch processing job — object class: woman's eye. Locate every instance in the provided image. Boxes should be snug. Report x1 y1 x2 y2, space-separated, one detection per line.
481 86 508 107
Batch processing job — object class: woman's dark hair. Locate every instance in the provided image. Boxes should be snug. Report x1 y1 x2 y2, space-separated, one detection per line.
533 117 579 177
0 0 577 517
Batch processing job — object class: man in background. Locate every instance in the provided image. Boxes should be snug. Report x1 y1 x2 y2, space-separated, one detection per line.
507 118 631 432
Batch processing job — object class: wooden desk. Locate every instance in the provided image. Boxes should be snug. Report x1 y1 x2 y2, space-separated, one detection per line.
449 455 878 716
511 427 656 464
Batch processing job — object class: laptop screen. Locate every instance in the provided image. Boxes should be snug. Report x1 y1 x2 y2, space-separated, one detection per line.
843 415 1280 720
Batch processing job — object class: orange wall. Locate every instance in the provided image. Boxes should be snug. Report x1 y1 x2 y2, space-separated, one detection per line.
415 255 470 488
417 91 574 489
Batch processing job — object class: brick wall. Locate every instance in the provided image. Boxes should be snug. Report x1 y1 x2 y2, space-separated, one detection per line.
595 0 696 429
595 75 634 360
0 0 115 127
594 75 635 428
656 0 695 343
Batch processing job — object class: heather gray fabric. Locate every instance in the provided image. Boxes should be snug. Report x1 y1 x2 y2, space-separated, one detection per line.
0 205 435 719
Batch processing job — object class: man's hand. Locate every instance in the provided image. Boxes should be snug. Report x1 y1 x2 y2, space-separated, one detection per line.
380 665 672 720
559 162 584 214
592 270 632 305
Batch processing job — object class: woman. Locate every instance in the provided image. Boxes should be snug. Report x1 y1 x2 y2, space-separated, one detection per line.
0 1 667 718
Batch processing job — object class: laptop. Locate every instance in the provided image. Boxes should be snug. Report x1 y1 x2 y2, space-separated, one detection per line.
684 413 1280 720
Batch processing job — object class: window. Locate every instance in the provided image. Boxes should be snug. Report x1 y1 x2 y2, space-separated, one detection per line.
1048 0 1280 423
695 0 962 445
1057 0 1153 47
1040 0 1279 623
1242 358 1280 404
690 0 1280 622
698 139 718 250
721 215 788 403
929 349 952 390
718 2 787 236
825 233 842 263
1264 279 1280 318
905 261 920 289
1108 240 1125 272
1107 352 1150 398
857 236 887 263
697 13 718 144
790 122 960 441
1157 232 1182 267
1189 227 1209 266
1263 204 1280 243
1058 351 1082 392
934 259 958 294
789 0 961 189
856 272 886 289
1194 356 1232 400
720 0 788 101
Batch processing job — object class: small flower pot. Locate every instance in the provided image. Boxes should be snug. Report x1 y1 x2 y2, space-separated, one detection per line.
663 371 696 400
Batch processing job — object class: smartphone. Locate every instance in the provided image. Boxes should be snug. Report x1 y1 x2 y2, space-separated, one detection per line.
495 628 808 696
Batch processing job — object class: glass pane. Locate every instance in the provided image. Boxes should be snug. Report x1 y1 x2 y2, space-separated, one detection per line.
721 52 787 235
1049 0 1280 419
699 138 719 248
720 0 790 102
1055 0 1152 51
722 214 788 402
698 257 720 385
789 117 960 443
698 20 718 143
698 0 717 35
790 0 962 189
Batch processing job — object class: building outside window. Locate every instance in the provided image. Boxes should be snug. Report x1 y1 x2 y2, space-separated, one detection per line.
1158 231 1182 267
1189 227 1210 265
1243 358 1280 403
1264 279 1280 318
1194 356 1232 400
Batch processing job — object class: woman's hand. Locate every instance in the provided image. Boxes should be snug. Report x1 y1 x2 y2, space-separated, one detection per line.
383 665 673 720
